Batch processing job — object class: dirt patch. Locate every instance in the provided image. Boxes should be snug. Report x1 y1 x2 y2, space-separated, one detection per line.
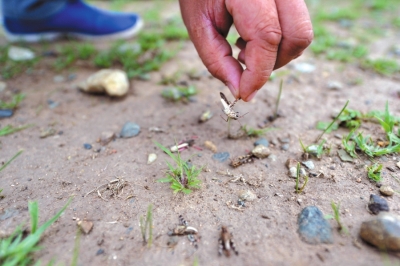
1 1 400 266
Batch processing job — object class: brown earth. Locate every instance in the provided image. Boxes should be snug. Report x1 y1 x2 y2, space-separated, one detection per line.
1 1 400 266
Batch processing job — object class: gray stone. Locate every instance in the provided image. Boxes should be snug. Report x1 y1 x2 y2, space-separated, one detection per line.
120 122 140 138
53 75 65 83
254 138 269 147
298 206 333 244
281 143 290 151
0 109 13 118
368 194 389 214
360 213 400 251
337 149 354 162
302 160 315 170
212 152 230 162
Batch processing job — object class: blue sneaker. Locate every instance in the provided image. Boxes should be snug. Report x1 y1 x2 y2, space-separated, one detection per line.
3 0 143 42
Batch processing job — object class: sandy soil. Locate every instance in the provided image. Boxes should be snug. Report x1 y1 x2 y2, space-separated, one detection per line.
1 2 400 266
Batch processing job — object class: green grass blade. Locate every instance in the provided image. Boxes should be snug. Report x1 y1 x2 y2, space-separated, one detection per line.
0 150 23 172
316 100 349 142
29 202 38 234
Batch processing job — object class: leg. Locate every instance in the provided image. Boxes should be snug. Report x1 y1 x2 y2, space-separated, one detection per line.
218 238 223 256
220 114 229 122
230 239 239 255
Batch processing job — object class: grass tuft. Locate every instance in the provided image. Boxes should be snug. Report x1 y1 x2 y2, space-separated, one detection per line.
0 198 72 266
155 141 202 194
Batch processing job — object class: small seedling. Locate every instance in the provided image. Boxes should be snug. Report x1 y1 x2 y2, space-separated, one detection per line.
0 93 25 109
71 229 81 266
155 141 202 194
367 163 383 182
299 139 327 159
0 198 72 266
0 150 23 172
161 85 197 102
272 79 283 121
342 130 358 158
0 189 4 199
139 204 153 248
330 201 349 235
295 163 308 194
240 125 273 137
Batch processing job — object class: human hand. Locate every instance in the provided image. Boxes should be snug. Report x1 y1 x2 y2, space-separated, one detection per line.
179 0 313 101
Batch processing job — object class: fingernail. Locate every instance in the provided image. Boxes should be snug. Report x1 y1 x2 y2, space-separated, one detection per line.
244 90 258 102
226 82 239 98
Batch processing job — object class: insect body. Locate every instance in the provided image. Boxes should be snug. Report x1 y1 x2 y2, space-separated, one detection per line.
218 226 239 257
230 154 255 168
220 92 241 121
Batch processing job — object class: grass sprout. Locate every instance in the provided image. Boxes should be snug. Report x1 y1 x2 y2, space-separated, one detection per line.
367 163 383 182
161 85 197 102
0 94 25 109
330 201 349 235
342 131 358 158
0 150 23 172
139 204 153 248
300 139 327 159
155 141 202 194
241 125 273 137
316 100 349 142
0 198 72 266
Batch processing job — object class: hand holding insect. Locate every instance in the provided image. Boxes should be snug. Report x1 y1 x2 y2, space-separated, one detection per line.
179 0 313 101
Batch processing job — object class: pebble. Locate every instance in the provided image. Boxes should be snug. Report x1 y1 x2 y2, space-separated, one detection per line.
147 153 157 164
254 138 269 147
78 69 129 97
83 143 92 150
294 62 316 73
281 143 290 151
307 144 319 155
53 75 65 83
337 149 354 162
252 145 271 158
289 167 306 178
78 220 93 234
0 81 6 92
298 206 333 244
0 109 13 118
380 185 394 196
96 249 105 255
360 213 400 251
212 152 230 163
368 194 389 214
327 81 343 90
204 140 217 153
397 161 400 169
120 122 140 138
100 131 116 145
67 73 77 81
47 99 59 109
302 160 315 170
286 158 299 169
268 154 277 162
8 46 35 61
238 190 257 202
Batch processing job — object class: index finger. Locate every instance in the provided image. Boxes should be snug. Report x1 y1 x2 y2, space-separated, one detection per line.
226 0 282 101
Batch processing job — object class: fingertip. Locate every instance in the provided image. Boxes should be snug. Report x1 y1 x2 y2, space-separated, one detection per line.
226 82 239 98
241 90 258 102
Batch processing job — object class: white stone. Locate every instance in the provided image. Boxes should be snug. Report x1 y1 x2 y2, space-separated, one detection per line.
78 69 129 97
8 46 35 61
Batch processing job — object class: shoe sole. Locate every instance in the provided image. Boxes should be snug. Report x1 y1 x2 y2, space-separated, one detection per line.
3 17 144 43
